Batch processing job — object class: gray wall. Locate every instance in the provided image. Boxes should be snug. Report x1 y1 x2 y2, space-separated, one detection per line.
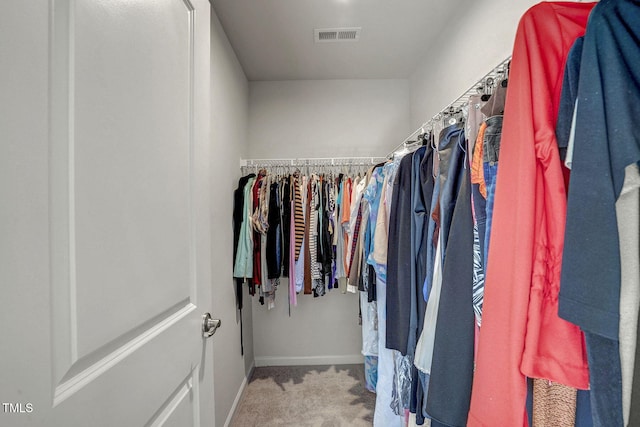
248 79 411 159
251 288 363 367
409 0 540 129
209 8 253 427
247 78 411 365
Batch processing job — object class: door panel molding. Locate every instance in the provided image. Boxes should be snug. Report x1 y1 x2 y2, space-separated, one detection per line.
53 302 196 407
145 368 200 427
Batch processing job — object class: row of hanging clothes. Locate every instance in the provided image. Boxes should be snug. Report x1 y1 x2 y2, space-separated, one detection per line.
357 87 495 426
362 1 640 427
232 161 378 356
232 159 385 311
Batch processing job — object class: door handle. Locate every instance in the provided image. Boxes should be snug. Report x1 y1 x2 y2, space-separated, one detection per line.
202 313 221 338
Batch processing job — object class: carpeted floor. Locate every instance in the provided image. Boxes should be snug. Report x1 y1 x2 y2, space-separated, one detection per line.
230 364 376 427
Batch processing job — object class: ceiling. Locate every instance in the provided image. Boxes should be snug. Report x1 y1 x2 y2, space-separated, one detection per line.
211 0 470 81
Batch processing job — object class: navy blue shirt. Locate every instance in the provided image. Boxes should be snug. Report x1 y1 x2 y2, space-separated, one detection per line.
559 1 640 425
560 0 640 343
386 153 414 355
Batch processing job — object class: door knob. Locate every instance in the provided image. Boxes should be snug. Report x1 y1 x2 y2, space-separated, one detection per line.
202 313 221 338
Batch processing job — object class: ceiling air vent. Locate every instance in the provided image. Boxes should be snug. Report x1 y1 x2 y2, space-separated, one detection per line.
314 27 361 43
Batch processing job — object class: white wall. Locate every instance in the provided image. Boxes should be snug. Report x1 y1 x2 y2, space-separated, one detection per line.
409 0 540 129
209 8 253 427
252 289 364 366
248 79 411 159
247 78 411 365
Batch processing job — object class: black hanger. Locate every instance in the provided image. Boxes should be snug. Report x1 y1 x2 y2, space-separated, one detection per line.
481 77 496 101
454 108 465 124
501 61 510 87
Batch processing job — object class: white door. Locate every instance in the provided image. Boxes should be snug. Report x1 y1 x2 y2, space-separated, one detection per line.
0 1 215 426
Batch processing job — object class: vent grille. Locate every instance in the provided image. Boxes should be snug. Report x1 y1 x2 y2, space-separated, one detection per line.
314 27 361 43
318 31 337 41
338 30 358 40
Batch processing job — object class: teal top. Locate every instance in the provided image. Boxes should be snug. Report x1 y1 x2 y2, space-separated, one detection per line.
233 177 256 278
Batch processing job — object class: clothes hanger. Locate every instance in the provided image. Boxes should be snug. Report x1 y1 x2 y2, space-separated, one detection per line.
481 77 495 102
454 107 465 125
443 107 460 126
501 61 510 87
420 129 430 147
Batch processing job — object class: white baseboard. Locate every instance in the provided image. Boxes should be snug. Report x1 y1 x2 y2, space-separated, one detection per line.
223 361 255 427
254 355 364 367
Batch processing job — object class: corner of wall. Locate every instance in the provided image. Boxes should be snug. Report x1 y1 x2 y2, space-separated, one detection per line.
223 359 255 427
408 0 539 129
210 5 253 427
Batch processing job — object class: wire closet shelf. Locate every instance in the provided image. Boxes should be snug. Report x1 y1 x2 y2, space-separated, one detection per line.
385 56 511 159
239 157 387 175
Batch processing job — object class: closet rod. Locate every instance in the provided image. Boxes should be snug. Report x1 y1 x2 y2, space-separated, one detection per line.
386 56 512 159
240 156 387 169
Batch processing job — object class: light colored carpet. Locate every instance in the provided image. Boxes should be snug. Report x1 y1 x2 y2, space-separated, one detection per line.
230 364 376 427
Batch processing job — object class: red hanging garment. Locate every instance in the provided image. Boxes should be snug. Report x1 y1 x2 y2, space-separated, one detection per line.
468 3 595 426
